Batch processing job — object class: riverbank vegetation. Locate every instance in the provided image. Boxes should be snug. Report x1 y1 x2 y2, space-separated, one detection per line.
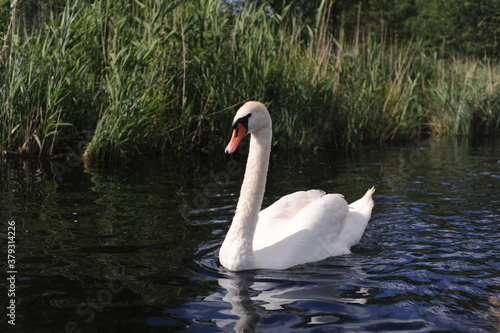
1 0 499 158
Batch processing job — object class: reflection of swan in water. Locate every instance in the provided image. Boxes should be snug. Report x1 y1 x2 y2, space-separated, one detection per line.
208 265 370 331
248 281 368 311
218 272 260 333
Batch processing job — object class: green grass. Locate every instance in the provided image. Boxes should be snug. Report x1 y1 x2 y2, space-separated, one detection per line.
1 0 499 158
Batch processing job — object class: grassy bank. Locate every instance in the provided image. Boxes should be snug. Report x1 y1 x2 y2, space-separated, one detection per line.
1 0 499 158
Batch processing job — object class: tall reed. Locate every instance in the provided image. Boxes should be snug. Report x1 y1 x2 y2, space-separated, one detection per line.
428 57 500 136
0 0 498 158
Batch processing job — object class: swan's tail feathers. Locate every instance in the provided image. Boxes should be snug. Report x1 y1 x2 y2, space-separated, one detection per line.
338 187 375 249
349 186 375 217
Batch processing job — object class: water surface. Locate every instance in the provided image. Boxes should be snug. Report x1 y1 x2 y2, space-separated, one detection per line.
1 138 499 332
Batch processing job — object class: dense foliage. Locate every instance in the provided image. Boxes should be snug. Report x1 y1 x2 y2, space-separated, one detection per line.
0 0 499 158
257 0 500 58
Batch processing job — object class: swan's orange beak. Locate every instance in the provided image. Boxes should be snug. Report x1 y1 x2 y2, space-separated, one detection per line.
225 124 247 154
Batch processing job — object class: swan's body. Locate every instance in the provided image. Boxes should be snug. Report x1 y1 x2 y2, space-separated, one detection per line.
219 102 375 271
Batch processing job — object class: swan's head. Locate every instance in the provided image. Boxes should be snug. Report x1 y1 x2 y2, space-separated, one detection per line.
225 101 271 154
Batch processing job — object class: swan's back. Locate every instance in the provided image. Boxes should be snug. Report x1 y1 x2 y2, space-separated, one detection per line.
252 187 375 269
254 190 324 249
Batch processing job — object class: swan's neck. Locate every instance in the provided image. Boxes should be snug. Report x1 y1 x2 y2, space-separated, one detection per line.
220 127 271 270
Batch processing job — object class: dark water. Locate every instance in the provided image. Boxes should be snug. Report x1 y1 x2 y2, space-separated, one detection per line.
1 138 499 332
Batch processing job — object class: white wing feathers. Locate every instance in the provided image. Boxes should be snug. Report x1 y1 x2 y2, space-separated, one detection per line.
252 187 375 269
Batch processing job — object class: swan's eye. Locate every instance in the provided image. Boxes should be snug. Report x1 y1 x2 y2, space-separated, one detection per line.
232 113 252 132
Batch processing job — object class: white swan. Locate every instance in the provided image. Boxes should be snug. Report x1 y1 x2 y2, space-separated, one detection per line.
219 102 375 271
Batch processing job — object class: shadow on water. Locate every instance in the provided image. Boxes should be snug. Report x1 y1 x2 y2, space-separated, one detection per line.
0 137 499 332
